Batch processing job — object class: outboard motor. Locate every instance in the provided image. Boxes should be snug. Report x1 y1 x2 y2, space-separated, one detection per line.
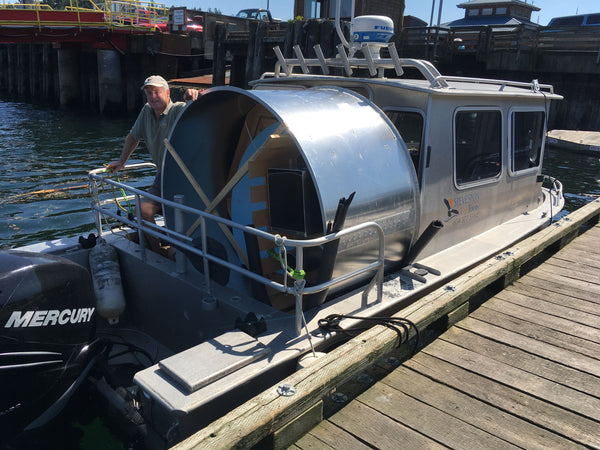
0 250 100 437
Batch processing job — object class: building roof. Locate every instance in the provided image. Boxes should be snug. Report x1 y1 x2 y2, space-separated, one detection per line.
457 0 540 12
444 15 536 28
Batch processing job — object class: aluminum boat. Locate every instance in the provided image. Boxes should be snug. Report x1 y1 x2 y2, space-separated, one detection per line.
1 12 564 448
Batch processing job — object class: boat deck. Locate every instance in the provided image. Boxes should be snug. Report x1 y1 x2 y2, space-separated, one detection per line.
294 219 600 449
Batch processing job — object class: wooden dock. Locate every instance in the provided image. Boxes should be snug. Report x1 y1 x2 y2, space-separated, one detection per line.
547 129 600 156
173 198 600 450
293 217 600 449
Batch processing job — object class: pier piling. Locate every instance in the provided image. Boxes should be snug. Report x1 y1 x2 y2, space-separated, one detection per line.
97 49 123 115
57 47 80 107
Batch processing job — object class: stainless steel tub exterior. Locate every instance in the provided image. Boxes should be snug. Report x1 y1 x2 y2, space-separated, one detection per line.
163 86 420 293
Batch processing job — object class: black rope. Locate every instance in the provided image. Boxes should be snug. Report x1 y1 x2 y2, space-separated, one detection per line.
318 313 420 356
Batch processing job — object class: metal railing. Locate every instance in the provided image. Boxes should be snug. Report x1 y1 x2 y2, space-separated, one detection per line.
268 41 555 93
0 0 167 31
101 0 167 30
270 42 449 87
399 23 600 63
89 164 386 335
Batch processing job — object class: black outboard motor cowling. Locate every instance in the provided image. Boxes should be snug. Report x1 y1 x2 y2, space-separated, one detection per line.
0 250 99 437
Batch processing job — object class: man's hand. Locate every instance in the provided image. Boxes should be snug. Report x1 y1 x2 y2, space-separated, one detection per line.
184 89 203 102
106 161 125 173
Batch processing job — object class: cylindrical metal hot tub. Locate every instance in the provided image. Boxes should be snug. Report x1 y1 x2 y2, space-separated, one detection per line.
162 86 420 303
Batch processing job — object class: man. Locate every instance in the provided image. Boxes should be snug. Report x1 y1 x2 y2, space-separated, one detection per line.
107 75 201 250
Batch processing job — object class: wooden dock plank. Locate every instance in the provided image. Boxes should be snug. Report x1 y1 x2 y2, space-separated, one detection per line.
294 421 367 450
514 271 600 304
471 305 600 360
550 241 600 262
542 254 600 278
505 281 600 315
552 250 600 270
526 265 600 293
327 400 446 449
404 353 600 448
493 289 600 328
423 339 600 421
381 366 586 450
442 324 600 397
355 382 521 449
475 298 600 345
561 239 600 256
457 310 600 376
557 238 600 256
533 257 600 284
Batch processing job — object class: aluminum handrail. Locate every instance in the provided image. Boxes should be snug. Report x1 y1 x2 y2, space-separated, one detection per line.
89 165 386 335
439 76 556 94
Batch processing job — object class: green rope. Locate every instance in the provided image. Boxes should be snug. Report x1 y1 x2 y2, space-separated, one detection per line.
113 172 134 214
101 167 134 215
267 248 305 280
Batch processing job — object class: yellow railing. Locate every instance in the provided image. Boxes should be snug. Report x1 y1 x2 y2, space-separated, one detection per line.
0 0 168 32
0 1 53 10
102 0 167 30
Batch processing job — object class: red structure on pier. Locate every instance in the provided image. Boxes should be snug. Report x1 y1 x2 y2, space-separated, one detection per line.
0 0 169 50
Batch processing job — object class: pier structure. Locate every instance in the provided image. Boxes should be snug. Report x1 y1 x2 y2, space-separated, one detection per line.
0 1 243 113
173 197 600 449
2 8 600 130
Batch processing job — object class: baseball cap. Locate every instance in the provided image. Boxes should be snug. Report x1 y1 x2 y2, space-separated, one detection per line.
141 75 169 90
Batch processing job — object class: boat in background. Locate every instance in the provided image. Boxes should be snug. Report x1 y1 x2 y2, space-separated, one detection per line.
547 129 600 156
1 7 565 448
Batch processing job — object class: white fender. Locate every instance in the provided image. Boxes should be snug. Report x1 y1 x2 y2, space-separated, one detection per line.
89 238 125 324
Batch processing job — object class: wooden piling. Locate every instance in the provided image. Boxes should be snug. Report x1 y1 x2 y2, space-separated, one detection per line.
57 47 80 107
0 45 7 94
97 49 123 114
212 23 226 87
16 44 28 99
6 45 16 96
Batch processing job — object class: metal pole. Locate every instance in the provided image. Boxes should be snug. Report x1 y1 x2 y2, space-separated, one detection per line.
429 0 436 26
295 245 304 336
433 0 443 61
135 194 146 261
174 194 186 274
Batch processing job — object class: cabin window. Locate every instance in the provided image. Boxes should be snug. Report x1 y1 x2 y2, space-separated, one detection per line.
385 110 424 171
482 8 493 15
496 7 507 15
454 110 502 186
468 9 479 17
511 111 545 172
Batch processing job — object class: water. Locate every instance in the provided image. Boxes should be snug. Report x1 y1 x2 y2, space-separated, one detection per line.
543 142 600 214
0 100 599 448
0 101 153 249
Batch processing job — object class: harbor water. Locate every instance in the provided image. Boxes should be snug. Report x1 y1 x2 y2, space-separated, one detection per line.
0 100 152 250
0 99 599 448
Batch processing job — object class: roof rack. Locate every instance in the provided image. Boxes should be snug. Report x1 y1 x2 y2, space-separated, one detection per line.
272 43 449 88
270 43 555 94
